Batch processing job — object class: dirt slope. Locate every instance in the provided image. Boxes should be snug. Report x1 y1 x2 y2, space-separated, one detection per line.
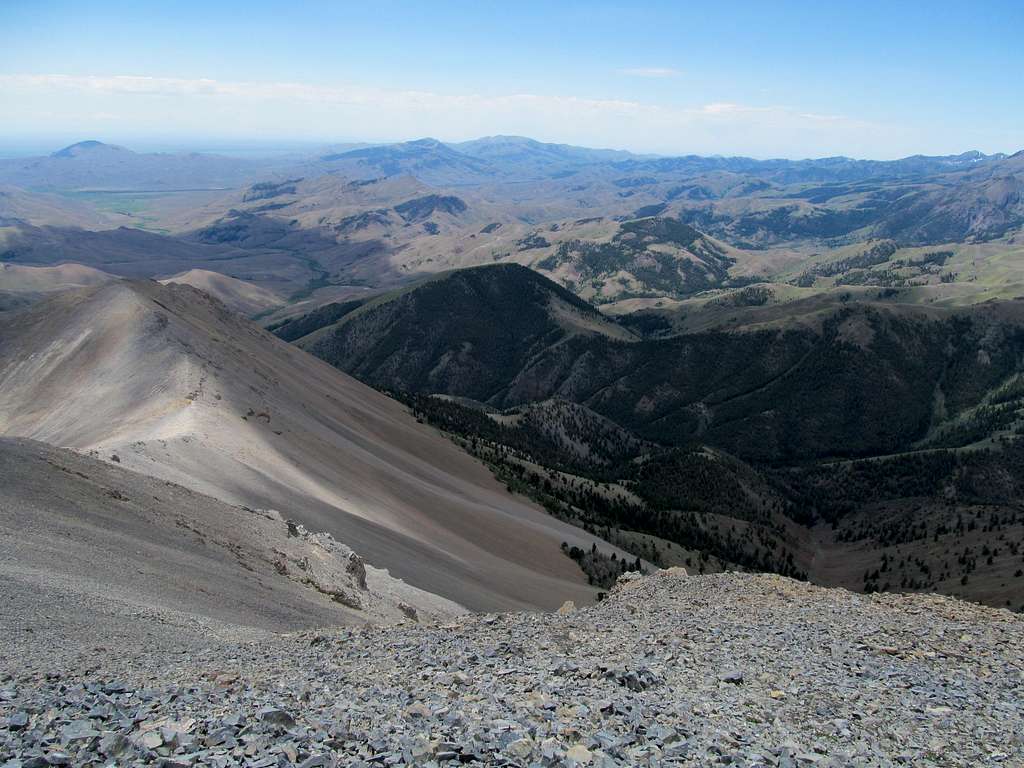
0 437 464 654
0 280 608 611
159 268 283 316
0 261 115 310
0 261 114 292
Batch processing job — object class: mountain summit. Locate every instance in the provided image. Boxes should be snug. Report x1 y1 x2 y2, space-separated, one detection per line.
50 140 130 158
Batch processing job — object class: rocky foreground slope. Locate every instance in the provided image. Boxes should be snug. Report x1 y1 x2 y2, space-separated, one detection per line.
2 571 1021 767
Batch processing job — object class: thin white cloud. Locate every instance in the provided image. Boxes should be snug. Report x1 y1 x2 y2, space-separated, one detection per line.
699 102 756 115
0 72 894 157
0 74 645 114
618 67 682 78
797 112 848 123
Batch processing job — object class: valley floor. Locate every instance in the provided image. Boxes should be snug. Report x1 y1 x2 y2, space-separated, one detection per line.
1 572 1020 767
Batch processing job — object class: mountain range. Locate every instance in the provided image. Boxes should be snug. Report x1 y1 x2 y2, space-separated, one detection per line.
1 133 1023 768
2 135 1024 617
0 140 278 191
269 263 1024 606
6 0 1024 755
3 137 1021 321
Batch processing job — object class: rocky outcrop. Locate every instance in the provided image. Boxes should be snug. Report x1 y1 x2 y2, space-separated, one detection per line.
271 517 366 610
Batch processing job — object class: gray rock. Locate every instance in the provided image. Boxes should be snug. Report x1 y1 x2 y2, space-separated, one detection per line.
258 706 296 729
140 729 163 749
0 572 1020 768
347 553 368 591
59 720 98 746
99 732 133 757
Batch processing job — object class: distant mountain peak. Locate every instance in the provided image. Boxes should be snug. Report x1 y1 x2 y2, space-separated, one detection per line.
472 135 540 145
406 137 444 147
50 140 128 158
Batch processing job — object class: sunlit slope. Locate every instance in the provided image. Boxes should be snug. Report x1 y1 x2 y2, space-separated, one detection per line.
0 280 607 610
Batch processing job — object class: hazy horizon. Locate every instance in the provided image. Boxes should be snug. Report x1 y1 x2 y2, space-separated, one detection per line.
0 133 1019 164
2 0 1022 160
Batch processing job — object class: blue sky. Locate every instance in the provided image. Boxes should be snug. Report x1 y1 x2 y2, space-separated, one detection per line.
1 0 1022 158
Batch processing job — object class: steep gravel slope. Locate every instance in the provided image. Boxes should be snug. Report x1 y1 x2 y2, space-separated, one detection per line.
0 280 612 611
1 571 1020 767
0 438 464 653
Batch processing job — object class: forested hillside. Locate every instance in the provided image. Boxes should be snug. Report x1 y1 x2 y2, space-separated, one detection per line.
276 264 1024 608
